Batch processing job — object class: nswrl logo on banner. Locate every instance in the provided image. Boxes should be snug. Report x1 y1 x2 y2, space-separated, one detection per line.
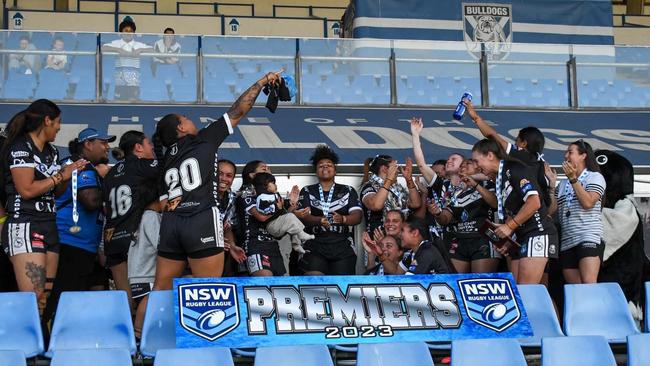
457 278 521 332
177 283 239 341
174 274 532 348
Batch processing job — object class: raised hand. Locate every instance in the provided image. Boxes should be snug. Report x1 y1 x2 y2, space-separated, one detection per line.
373 226 385 243
463 99 479 121
427 201 442 216
362 231 383 257
288 185 300 205
410 117 423 136
562 161 578 181
544 162 558 188
386 161 399 182
400 157 414 181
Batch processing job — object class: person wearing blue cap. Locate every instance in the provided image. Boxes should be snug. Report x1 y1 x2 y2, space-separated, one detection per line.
43 127 115 324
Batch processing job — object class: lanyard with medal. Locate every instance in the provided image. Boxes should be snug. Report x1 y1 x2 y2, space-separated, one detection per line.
564 169 589 218
495 160 505 223
319 183 335 225
69 167 82 233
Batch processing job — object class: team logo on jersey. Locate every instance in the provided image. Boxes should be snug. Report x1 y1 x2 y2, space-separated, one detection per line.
178 283 239 341
458 278 520 332
463 3 512 61
170 145 178 156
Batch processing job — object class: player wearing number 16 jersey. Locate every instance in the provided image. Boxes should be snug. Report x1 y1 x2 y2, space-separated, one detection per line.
153 71 282 290
102 131 159 302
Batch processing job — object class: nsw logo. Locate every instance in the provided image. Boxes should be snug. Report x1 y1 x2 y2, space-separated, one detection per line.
178 283 239 341
458 279 520 332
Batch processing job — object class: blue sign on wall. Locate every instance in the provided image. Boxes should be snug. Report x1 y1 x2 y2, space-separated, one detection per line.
173 273 532 348
1 104 649 167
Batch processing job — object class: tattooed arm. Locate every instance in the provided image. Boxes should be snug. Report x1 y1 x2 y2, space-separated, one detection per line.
226 72 281 128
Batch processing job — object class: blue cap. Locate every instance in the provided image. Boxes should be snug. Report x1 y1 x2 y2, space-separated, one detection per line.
77 128 116 143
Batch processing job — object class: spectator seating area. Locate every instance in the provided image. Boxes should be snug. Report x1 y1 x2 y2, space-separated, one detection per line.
2 31 650 108
0 282 648 365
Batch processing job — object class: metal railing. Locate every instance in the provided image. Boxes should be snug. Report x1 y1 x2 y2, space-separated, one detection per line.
1 31 650 109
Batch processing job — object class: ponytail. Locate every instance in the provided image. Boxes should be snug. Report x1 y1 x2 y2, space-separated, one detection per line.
152 131 165 161
68 138 82 156
360 157 372 187
155 114 181 148
1 99 60 162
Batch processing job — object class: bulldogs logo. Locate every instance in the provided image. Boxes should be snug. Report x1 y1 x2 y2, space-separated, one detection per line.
178 283 239 341
458 278 520 332
463 3 512 61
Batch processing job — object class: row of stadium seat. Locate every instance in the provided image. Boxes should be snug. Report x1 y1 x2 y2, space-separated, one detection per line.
1 335 645 366
0 282 647 363
3 59 649 107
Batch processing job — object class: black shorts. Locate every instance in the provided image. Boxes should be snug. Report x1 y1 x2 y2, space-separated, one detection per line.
245 239 285 276
560 242 604 269
103 231 131 268
449 236 499 262
131 282 153 308
299 237 356 275
158 207 224 261
511 229 559 260
2 219 59 256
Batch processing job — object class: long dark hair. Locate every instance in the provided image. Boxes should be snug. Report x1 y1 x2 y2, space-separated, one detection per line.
403 216 456 273
472 137 509 161
571 139 600 173
155 114 181 148
1 99 61 161
241 160 264 187
517 127 545 159
112 130 147 160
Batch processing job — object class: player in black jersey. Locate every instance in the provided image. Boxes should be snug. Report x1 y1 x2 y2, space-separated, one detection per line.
1 99 87 314
102 131 160 314
153 71 281 288
429 158 500 273
472 138 558 284
368 216 453 275
296 145 363 275
464 100 553 208
216 159 246 276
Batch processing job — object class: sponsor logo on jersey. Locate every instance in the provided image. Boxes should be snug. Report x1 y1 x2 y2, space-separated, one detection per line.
11 150 29 158
178 283 239 341
458 278 520 332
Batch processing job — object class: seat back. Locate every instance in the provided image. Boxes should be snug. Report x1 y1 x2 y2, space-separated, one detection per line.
627 334 650 366
451 338 526 366
140 290 175 357
0 350 26 366
154 347 234 366
51 349 132 366
0 292 44 357
643 282 650 332
357 342 434 366
563 283 639 342
254 345 333 366
518 284 564 346
48 291 136 356
541 336 616 366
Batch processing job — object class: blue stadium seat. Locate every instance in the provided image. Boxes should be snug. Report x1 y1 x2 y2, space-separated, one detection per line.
646 282 649 332
253 345 333 366
47 291 136 357
451 338 526 366
3 73 36 99
51 349 132 366
34 69 68 100
0 350 26 366
357 342 434 366
140 290 175 358
0 292 44 357
518 284 564 347
643 282 650 333
563 283 639 343
140 77 170 102
541 336 615 366
627 334 650 366
154 347 234 366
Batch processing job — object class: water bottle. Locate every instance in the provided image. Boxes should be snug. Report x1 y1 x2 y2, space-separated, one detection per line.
452 92 473 121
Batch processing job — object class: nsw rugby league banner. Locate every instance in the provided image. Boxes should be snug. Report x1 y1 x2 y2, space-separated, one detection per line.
173 273 532 348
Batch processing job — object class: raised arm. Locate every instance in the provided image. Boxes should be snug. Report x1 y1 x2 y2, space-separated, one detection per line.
410 118 436 184
465 100 508 152
227 72 281 128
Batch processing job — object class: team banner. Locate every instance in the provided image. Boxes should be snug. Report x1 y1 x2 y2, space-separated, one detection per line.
173 273 532 348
